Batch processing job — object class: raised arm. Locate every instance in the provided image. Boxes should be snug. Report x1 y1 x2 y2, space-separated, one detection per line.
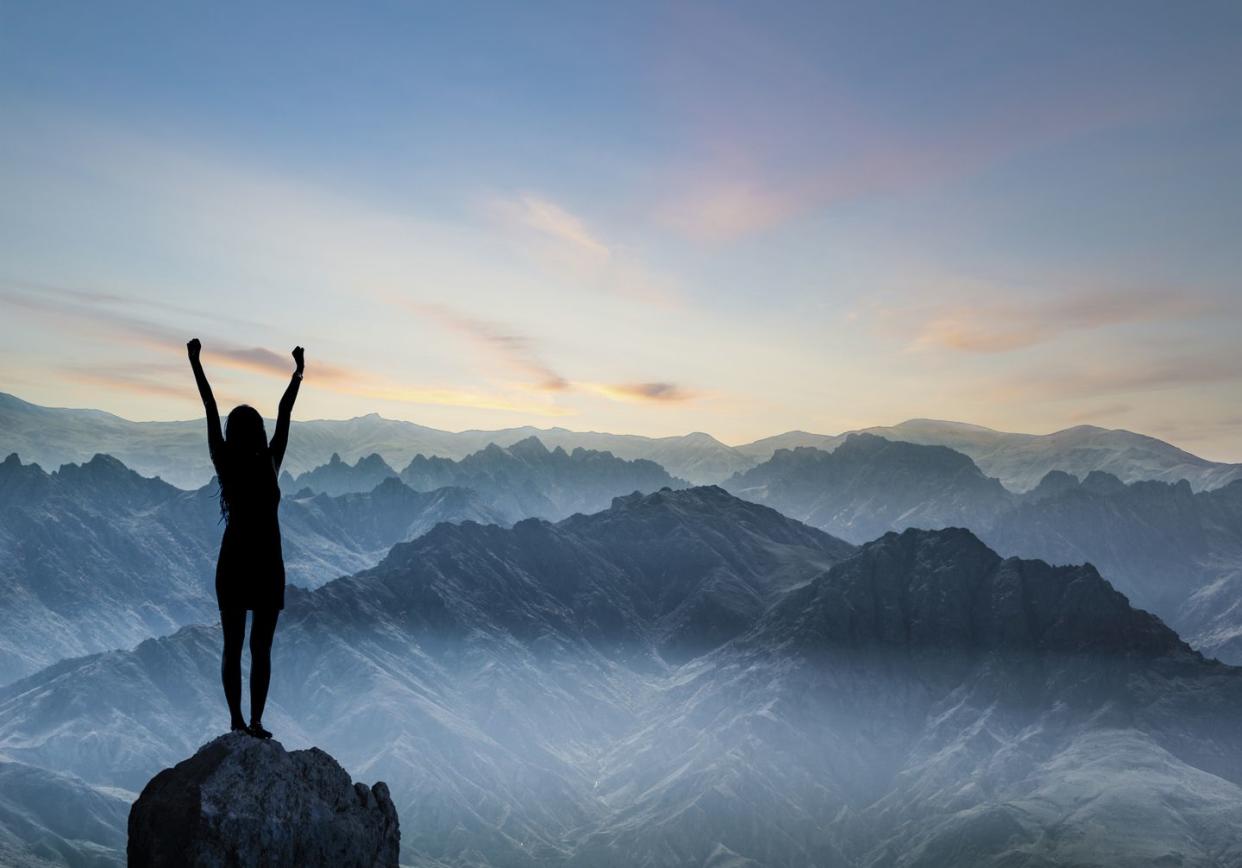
187 339 225 464
269 345 304 471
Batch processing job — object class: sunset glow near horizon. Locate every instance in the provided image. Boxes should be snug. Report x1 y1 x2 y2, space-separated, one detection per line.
1 3 1239 458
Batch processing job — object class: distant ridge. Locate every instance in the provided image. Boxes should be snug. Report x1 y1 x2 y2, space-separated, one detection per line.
281 435 689 521
2 390 1238 491
735 417 1242 492
0 391 747 488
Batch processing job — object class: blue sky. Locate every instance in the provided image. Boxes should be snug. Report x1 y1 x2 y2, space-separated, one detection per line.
1 1 1239 457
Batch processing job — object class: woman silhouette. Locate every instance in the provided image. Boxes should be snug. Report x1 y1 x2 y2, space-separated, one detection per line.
187 338 304 739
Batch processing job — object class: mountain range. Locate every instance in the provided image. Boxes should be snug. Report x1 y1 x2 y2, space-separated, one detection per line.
5 392 1242 866
0 426 697 685
0 487 1238 867
5 392 1238 492
0 452 503 685
0 392 744 488
738 418 1242 492
285 436 687 521
725 433 1242 664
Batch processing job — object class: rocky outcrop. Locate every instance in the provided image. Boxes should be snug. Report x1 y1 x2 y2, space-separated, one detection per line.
127 732 398 868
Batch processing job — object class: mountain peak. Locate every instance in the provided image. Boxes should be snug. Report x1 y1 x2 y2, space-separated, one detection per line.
55 453 145 483
1027 468 1080 501
355 453 394 470
507 435 550 457
767 526 1190 659
1082 469 1127 494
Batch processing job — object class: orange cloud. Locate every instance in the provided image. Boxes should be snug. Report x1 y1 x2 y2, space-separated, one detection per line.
387 298 696 407
205 346 356 383
580 381 696 403
3 284 577 416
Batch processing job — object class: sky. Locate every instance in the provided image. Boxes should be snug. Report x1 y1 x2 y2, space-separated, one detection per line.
1 1 1239 458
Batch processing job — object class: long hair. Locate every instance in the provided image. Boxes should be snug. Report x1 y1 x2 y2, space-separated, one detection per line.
218 405 276 521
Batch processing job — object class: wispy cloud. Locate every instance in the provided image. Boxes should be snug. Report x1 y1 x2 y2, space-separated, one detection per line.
0 284 579 416
988 354 1242 403
492 194 611 261
206 346 356 384
403 302 569 392
486 192 681 307
656 68 1189 242
396 298 698 405
877 287 1216 354
60 365 199 402
0 283 350 380
580 381 696 403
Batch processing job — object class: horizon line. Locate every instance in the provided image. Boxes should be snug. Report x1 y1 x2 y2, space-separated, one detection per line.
2 388 1235 464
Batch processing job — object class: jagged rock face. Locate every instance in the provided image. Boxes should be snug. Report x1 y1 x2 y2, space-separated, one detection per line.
128 732 398 868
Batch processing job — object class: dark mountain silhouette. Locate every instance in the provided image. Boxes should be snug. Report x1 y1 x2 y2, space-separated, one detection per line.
398 436 689 521
0 452 503 684
1 488 1238 866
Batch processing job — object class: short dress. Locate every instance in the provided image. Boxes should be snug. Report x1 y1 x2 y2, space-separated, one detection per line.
213 450 286 612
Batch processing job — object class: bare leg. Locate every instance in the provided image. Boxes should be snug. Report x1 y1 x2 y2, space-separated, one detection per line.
220 609 247 730
248 608 280 732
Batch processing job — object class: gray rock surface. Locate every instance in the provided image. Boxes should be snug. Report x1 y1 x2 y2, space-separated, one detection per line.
127 732 398 868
